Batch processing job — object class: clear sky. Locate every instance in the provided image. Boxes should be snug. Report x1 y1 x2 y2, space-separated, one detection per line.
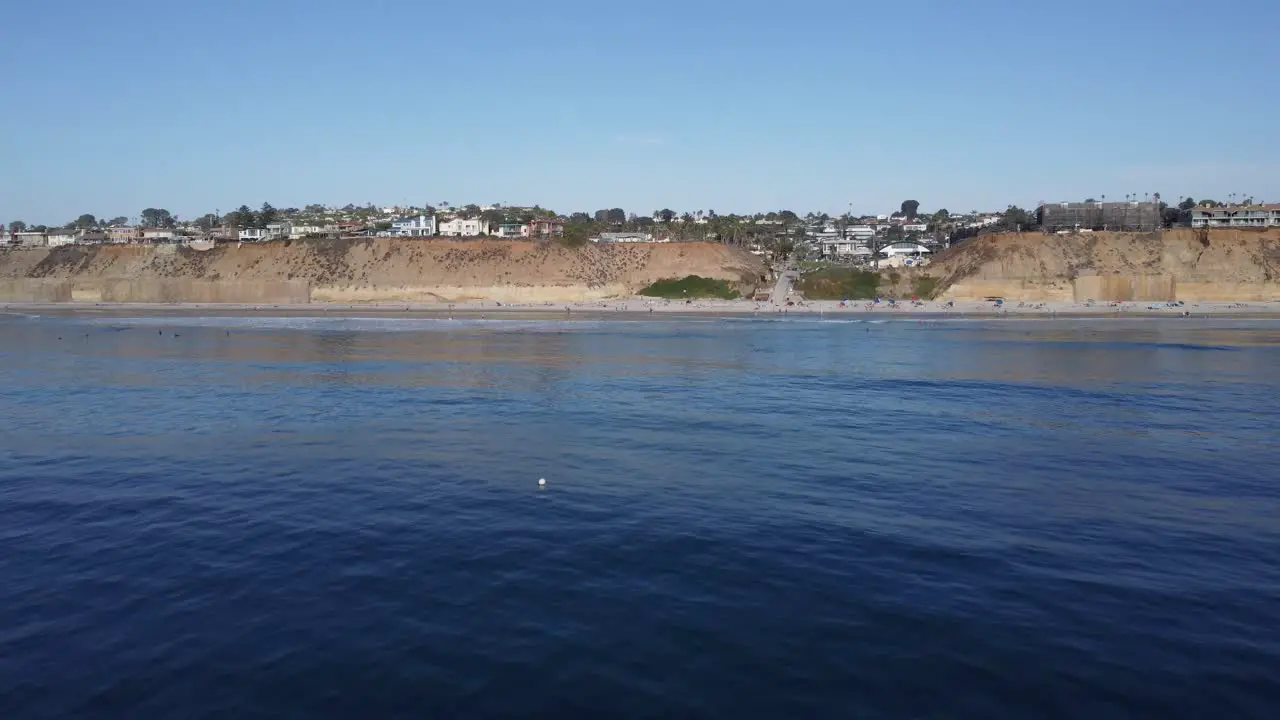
2 0 1277 224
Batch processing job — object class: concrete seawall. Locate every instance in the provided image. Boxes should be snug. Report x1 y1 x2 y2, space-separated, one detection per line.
1072 275 1176 302
4 280 311 304
311 283 633 304
943 279 1074 302
945 275 1240 303
96 280 311 304
0 279 74 302
1176 283 1280 302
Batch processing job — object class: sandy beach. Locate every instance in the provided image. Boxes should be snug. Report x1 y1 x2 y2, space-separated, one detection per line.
5 297 1280 319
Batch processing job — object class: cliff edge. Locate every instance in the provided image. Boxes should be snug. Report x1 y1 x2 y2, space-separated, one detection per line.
927 229 1280 301
0 238 769 304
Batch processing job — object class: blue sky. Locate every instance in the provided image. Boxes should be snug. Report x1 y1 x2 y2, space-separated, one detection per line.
2 0 1276 224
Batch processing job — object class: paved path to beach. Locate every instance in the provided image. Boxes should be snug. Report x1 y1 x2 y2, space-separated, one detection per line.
771 269 798 303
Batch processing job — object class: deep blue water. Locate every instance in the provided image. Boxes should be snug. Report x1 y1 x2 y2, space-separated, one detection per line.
2 311 1280 719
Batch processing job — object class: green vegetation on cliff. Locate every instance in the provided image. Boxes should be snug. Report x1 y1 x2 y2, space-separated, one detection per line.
796 268 881 300
913 276 939 299
639 275 740 299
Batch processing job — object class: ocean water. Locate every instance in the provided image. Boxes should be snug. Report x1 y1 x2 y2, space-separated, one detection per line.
2 311 1279 719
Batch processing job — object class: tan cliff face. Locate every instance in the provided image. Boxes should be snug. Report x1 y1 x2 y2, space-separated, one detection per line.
0 238 769 304
925 229 1280 301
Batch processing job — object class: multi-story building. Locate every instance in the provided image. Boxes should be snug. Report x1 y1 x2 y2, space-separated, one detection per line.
527 218 565 238
821 239 870 258
390 215 436 237
141 228 178 242
496 222 529 238
1039 201 1161 232
46 230 77 247
287 224 338 239
438 218 489 237
238 228 274 242
1190 205 1280 228
11 231 48 247
106 226 142 243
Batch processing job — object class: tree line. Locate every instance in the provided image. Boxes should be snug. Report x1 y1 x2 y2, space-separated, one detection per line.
6 195 1244 242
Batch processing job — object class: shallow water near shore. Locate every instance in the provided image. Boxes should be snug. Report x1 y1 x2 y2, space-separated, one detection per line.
3 313 1280 718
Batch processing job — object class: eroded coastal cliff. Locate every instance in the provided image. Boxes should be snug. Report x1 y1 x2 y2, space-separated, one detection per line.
928 229 1280 301
0 238 769 304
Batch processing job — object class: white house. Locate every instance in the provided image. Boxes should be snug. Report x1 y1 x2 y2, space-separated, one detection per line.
496 222 529 238
965 215 1002 229
846 225 875 240
45 230 76 246
141 228 177 242
239 228 273 242
390 215 437 237
438 218 489 237
287 224 337 239
902 223 928 234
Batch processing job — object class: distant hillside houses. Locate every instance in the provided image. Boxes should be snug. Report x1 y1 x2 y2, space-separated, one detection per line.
238 222 342 242
963 215 1003 229
4 228 108 247
594 232 665 243
818 239 933 261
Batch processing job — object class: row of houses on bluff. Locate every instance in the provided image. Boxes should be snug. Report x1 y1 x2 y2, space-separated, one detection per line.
377 215 567 239
2 215 575 247
3 226 187 247
1189 204 1280 229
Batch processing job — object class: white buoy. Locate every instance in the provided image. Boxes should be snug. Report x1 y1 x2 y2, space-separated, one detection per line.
538 478 546 488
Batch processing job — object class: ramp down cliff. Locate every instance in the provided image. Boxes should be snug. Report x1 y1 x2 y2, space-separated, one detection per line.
928 229 1280 302
0 239 769 304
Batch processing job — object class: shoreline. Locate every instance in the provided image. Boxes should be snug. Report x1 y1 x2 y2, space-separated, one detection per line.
5 298 1280 320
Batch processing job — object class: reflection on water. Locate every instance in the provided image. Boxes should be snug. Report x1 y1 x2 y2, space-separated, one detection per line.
3 314 1279 392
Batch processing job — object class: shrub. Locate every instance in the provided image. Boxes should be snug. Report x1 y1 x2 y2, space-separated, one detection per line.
795 268 880 300
913 276 939 299
639 275 740 299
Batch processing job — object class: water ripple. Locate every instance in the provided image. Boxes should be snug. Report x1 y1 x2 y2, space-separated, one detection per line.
2 315 1279 717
